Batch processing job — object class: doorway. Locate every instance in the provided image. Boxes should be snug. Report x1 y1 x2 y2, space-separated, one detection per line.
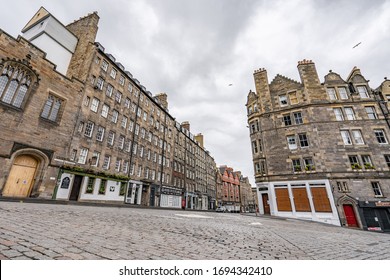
262 193 270 214
69 175 83 201
343 204 358 227
2 155 38 197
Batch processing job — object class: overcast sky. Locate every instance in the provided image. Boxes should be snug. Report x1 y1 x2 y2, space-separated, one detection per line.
1 0 389 186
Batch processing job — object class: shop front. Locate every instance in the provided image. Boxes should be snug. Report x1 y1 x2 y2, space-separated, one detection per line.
160 186 182 208
358 201 390 232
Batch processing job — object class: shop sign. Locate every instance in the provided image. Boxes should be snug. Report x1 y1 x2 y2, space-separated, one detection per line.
375 201 390 207
367 227 382 231
161 187 181 196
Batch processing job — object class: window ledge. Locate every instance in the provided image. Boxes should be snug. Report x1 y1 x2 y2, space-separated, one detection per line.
39 116 60 126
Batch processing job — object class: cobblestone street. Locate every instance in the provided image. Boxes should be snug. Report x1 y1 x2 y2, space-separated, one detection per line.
0 201 389 260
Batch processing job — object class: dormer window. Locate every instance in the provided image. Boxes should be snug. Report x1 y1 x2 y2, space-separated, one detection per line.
357 86 369 98
279 95 288 106
338 87 348 99
327 88 337 100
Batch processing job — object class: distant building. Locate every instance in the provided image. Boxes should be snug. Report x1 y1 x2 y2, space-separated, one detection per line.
218 165 241 212
239 176 255 212
247 60 390 231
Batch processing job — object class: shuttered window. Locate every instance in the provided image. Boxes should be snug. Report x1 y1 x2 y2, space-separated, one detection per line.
292 188 311 212
275 188 292 211
310 187 332 212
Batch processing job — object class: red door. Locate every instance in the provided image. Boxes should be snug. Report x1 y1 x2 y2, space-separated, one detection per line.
343 204 358 227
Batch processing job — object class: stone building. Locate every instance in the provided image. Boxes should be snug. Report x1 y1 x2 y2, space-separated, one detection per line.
0 18 84 199
0 7 218 209
218 165 241 212
247 59 390 231
239 176 255 212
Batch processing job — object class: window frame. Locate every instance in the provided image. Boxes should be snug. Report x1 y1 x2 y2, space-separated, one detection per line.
298 133 309 147
279 95 288 107
371 182 383 197
40 93 64 123
374 129 388 144
287 135 297 150
365 106 377 119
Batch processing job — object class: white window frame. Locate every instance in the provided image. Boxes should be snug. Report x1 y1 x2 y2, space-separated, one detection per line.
110 68 117 79
102 155 111 170
106 84 113 97
279 95 288 107
333 108 344 121
338 87 348 99
371 182 383 197
115 159 121 172
375 129 388 144
344 107 355 120
78 148 89 164
340 130 352 145
111 110 119 123
365 106 377 119
90 98 99 112
96 77 104 90
101 104 109 118
119 75 125 86
101 60 108 72
96 126 105 142
287 135 297 150
351 130 364 145
357 86 369 98
121 116 128 129
327 88 337 100
107 131 115 146
84 121 94 138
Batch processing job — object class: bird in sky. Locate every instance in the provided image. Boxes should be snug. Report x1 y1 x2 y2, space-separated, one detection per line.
352 42 361 48
228 84 233 86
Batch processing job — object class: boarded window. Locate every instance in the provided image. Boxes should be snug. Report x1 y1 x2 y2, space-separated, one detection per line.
292 188 311 212
275 188 292 211
310 187 332 212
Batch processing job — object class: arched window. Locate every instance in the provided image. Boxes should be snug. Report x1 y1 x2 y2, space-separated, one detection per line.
0 61 37 108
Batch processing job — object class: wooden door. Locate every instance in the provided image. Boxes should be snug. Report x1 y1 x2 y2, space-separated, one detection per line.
262 193 270 214
343 204 358 227
69 175 83 201
3 155 38 197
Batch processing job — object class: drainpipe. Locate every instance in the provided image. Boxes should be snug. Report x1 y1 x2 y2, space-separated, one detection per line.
124 86 141 204
158 112 167 207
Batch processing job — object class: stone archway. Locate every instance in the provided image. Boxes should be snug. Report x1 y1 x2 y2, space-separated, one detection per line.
2 149 49 198
337 195 361 228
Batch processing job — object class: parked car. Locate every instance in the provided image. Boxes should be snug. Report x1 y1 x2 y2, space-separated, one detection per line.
216 206 226 212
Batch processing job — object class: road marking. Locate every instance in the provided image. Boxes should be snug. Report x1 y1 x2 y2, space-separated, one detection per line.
250 222 262 226
175 214 213 219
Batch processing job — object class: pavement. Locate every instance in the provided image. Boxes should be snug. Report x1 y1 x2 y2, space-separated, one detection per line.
1 200 390 260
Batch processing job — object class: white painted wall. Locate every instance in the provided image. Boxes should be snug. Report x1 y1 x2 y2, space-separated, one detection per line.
29 34 73 75
257 179 341 226
79 178 124 202
56 172 74 199
22 16 77 75
160 194 181 208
